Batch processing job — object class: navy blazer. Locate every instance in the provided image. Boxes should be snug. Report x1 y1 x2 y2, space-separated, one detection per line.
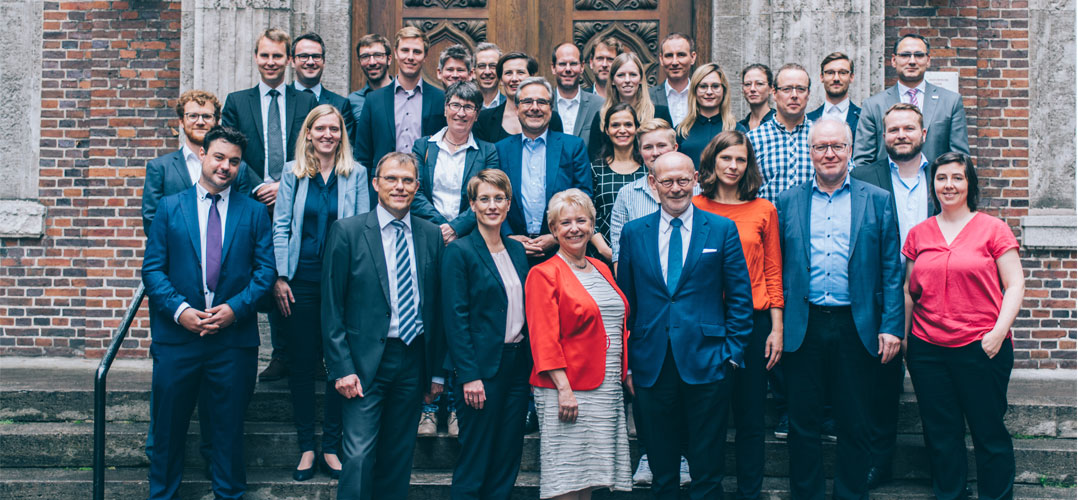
410 135 500 237
142 186 276 347
806 101 861 143
354 79 447 174
775 177 904 356
441 230 531 383
616 206 754 388
141 149 261 234
495 131 592 236
221 85 318 180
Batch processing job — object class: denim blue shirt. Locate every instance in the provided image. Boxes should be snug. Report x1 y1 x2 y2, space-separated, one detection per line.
888 154 930 248
808 173 852 306
521 131 548 234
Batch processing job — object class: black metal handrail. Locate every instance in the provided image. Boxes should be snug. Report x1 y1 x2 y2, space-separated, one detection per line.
93 282 146 500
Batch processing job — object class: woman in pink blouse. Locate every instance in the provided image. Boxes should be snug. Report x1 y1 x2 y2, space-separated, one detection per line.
901 152 1025 500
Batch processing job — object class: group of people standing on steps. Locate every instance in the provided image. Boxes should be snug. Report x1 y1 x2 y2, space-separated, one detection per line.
140 23 1024 500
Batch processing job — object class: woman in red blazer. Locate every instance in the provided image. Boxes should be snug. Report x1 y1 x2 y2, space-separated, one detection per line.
525 188 633 499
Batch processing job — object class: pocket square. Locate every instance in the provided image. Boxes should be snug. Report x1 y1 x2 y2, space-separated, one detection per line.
702 248 718 254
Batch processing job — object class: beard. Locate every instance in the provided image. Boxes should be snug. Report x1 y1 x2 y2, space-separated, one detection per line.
886 142 922 163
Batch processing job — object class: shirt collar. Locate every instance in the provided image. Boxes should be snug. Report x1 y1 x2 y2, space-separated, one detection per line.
195 182 231 202
523 130 548 148
394 78 423 95
665 81 689 98
258 80 287 97
887 153 929 175
811 172 851 195
660 204 693 231
431 127 478 151
557 88 581 107
823 97 850 115
293 81 323 100
897 80 926 97
376 204 411 230
181 142 199 163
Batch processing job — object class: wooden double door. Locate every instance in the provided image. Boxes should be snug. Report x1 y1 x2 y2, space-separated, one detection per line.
349 0 710 90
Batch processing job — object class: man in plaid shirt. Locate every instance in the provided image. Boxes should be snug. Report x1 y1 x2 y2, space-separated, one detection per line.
747 63 815 202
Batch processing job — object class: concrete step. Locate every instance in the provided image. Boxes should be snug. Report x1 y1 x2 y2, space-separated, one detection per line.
1 421 1074 484
1 468 1074 500
2 361 1075 439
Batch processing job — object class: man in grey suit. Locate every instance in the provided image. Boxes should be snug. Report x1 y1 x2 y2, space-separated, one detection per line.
854 33 969 168
322 152 445 500
648 33 697 126
776 118 904 500
551 42 603 153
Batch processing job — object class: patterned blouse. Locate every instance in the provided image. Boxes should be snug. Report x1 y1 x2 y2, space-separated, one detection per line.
591 159 647 241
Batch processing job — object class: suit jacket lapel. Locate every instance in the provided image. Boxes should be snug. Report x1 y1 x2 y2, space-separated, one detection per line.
284 86 300 138
180 188 201 262
544 133 562 200
676 207 709 293
472 232 506 293
220 192 245 263
849 181 867 257
641 212 665 293
410 214 429 298
421 80 437 122
847 104 861 135
246 88 264 148
798 182 813 262
383 84 396 139
171 150 192 185
921 83 939 132
362 212 392 305
459 146 481 212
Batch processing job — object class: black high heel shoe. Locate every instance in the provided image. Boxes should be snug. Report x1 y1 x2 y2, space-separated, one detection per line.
293 453 316 481
321 453 342 480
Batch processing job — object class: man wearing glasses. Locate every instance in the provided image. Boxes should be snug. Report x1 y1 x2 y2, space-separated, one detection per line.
854 33 969 167
347 34 394 129
292 32 357 148
496 77 591 262
746 63 815 202
776 117 904 500
807 52 861 143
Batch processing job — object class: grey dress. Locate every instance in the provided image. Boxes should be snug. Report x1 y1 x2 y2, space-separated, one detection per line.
533 258 633 498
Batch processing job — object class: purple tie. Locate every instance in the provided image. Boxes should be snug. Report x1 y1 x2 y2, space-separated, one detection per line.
206 194 222 293
906 88 919 107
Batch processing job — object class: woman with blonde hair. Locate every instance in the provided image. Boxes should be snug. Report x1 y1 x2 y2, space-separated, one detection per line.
589 52 672 160
272 104 370 480
677 63 745 169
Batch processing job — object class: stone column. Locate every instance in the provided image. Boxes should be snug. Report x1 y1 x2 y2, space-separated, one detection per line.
711 0 884 119
181 0 352 100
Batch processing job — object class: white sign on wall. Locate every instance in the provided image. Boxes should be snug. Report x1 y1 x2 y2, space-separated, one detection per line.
924 71 960 94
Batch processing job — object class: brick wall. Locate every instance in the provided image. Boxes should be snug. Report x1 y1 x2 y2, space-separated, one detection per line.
887 0 1077 369
0 1 181 357
1 1 1074 367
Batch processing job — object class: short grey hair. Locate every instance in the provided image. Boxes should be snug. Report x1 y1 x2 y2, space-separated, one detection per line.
546 188 596 233
437 43 474 72
808 117 852 145
445 80 483 108
475 42 501 58
514 76 553 104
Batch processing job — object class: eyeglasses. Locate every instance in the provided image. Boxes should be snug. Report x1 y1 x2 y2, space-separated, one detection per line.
475 196 508 205
895 52 928 60
810 143 849 154
697 83 724 92
184 113 215 122
654 177 694 188
295 53 324 62
776 86 809 95
446 102 479 113
376 175 416 186
358 52 388 62
823 69 852 77
518 98 552 108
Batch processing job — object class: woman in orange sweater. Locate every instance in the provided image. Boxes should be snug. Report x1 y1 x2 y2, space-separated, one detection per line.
692 130 783 499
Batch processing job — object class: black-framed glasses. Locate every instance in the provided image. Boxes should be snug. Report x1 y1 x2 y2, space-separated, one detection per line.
895 52 928 60
295 53 324 62
823 69 852 77
446 102 479 113
810 143 849 154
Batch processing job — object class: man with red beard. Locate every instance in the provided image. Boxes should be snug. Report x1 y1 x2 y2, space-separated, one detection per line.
807 52 861 143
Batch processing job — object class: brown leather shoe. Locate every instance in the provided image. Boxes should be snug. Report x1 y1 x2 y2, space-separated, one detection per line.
258 358 288 382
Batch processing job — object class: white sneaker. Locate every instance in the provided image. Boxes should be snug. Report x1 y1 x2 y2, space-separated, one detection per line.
633 454 653 485
447 410 459 437
679 456 691 486
417 411 437 436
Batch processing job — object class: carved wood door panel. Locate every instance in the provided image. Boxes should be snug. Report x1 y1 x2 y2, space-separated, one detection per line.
350 0 709 91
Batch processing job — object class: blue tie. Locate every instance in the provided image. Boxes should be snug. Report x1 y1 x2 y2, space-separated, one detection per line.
667 217 683 294
391 220 421 345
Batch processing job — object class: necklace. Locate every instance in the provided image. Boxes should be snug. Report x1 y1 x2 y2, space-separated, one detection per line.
561 252 588 270
443 134 468 148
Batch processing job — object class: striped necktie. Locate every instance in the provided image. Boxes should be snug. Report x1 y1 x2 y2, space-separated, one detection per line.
391 219 421 345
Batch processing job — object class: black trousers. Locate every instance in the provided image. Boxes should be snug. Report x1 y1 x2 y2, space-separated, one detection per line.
784 306 874 500
636 345 733 500
280 279 343 455
338 339 424 500
450 343 531 500
906 335 1014 500
730 310 770 499
867 350 904 472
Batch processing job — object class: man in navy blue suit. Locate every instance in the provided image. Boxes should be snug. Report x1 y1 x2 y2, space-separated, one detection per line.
495 76 591 261
806 52 861 144
617 151 754 499
142 126 276 500
291 32 357 148
776 118 903 500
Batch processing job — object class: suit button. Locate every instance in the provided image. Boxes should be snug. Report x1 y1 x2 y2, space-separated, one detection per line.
379 338 385 344
385 312 391 318
803 296 809 302
665 326 670 331
806 266 810 271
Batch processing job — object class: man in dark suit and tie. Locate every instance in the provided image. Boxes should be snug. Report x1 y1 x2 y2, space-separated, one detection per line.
551 42 603 152
617 151 754 499
142 90 260 235
851 102 938 489
221 27 317 381
854 33 969 168
496 76 591 261
142 126 276 500
776 118 904 500
321 152 446 500
806 52 861 144
354 26 448 206
290 32 357 148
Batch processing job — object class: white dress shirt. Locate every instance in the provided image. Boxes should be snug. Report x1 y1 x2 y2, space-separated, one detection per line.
173 183 231 322
897 80 927 113
658 206 693 282
376 205 422 340
181 143 201 186
258 80 289 182
557 88 582 135
428 128 478 222
823 97 851 124
294 81 323 101
665 81 690 125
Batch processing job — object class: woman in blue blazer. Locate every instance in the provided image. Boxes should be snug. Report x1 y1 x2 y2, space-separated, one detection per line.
441 169 532 499
272 104 369 481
